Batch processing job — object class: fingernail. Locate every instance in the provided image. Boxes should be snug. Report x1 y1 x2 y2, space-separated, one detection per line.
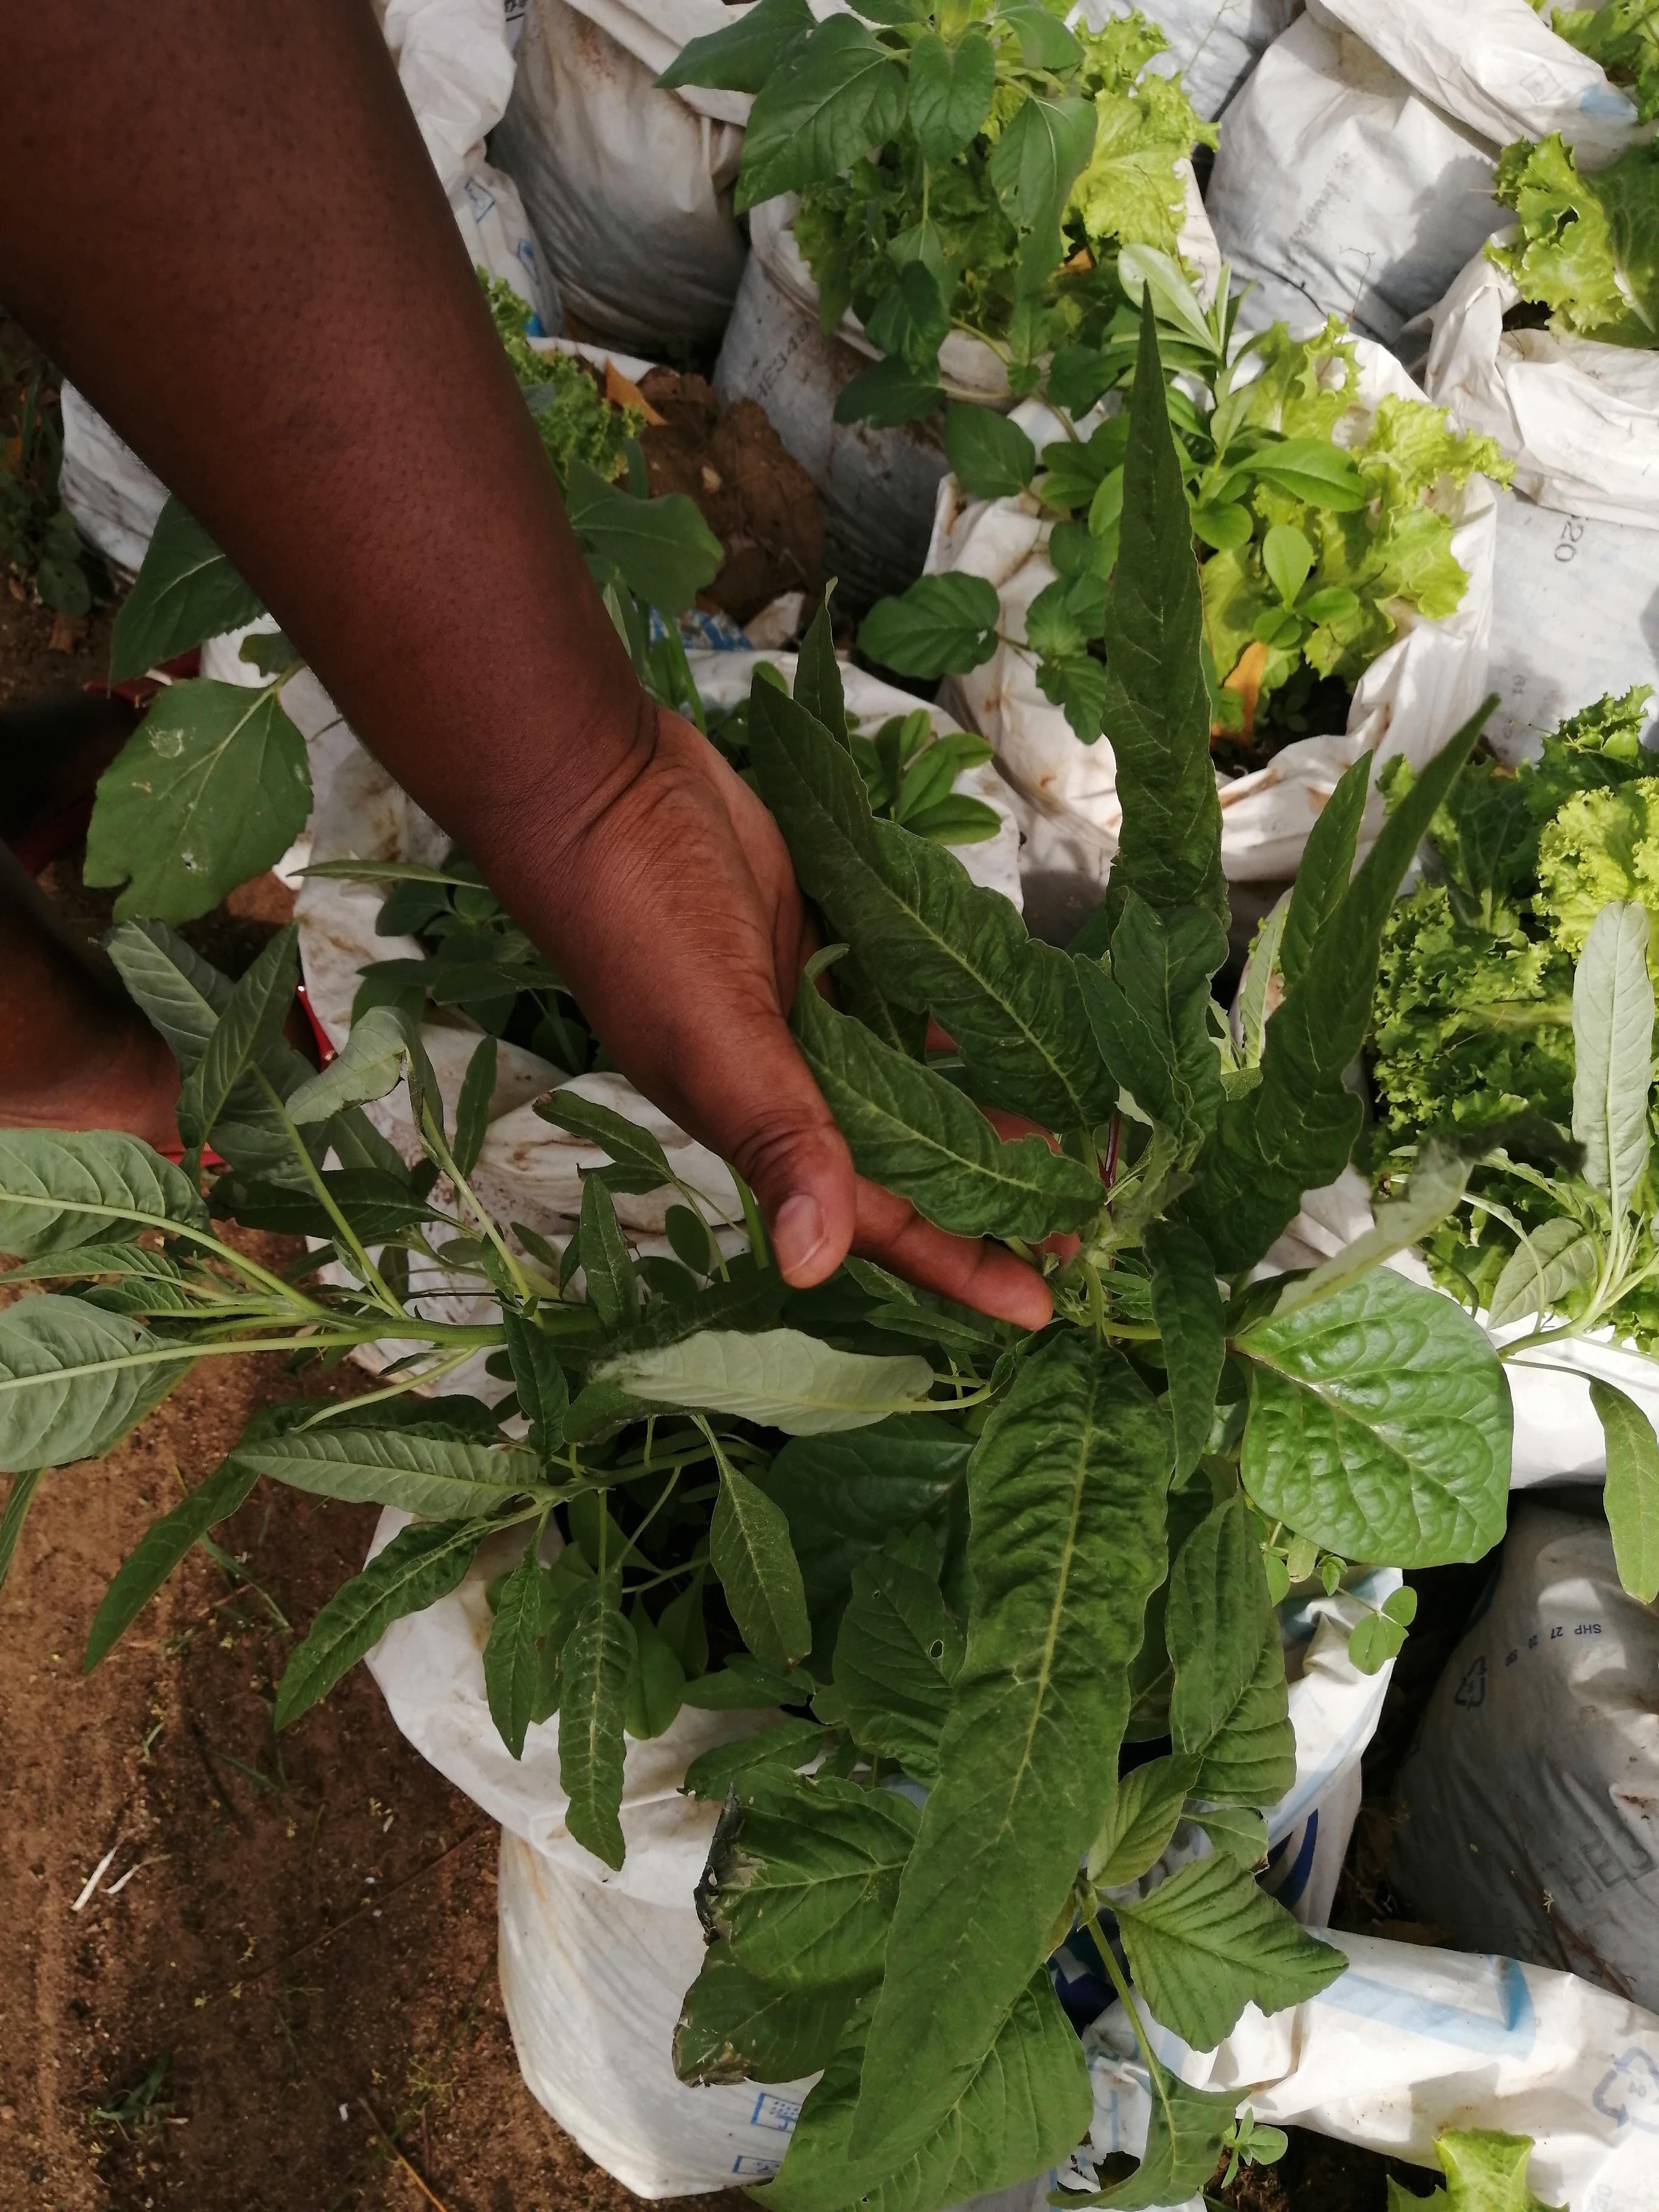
772 1193 828 1282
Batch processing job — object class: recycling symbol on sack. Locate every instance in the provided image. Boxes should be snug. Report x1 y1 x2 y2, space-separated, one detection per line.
1591 2047 1659 2132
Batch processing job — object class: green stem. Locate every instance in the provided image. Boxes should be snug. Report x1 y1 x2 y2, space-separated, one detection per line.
1090 1913 1158 2077
291 1347 475 1427
420 1105 533 1304
255 1070 404 1317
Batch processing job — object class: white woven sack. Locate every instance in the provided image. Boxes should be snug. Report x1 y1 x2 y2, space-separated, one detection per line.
1423 239 1659 531
56 386 169 583
492 0 751 349
715 179 1219 611
925 341 1496 931
1207 0 1638 348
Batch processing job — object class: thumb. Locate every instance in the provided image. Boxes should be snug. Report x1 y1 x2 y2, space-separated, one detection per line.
652 994 858 1290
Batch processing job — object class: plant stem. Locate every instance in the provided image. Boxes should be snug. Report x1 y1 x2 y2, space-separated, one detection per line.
419 1106 534 1304
255 1071 405 1317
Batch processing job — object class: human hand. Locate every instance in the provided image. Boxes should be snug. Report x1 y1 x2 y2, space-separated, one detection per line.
475 703 1053 1328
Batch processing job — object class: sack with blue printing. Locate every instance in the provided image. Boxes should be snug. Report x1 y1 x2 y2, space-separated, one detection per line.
1207 0 1643 347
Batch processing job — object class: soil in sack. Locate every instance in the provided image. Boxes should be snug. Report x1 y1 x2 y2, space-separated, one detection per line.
636 369 823 625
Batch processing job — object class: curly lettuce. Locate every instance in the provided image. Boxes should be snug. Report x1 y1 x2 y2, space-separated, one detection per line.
1544 0 1659 122
1489 133 1659 347
482 273 637 485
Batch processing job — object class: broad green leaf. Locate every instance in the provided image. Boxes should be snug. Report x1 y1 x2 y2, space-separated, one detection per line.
766 1974 1091 2212
0 1469 43 1595
1590 1381 1659 1604
484 1541 543 1758
1002 1 1082 68
748 679 1113 1129
275 1516 489 1728
85 679 311 922
452 1033 498 1179
794 982 1102 1241
659 0 814 92
109 497 266 683
598 1328 934 1435
625 1600 686 1739
697 1770 918 1991
1079 894 1227 1153
1239 1270 1512 1566
1279 751 1369 990
854 1335 1171 2160
1389 2129 1564 2212
736 15 908 211
284 1004 409 1124
564 459 722 614
907 29 996 164
1088 2051 1238 2210
1190 701 1493 1271
84 1450 260 1668
987 94 1096 291
858 576 1000 679
833 1529 961 1783
0 1128 206 1252
1571 901 1654 1219
834 355 943 429
558 1584 635 1868
1486 1216 1600 1329
681 1653 807 1709
761 1419 970 1629
0 1297 189 1472
1099 299 1225 933
1271 1138 1469 1321
577 1171 637 1330
674 1946 853 2088
1248 438 1366 509
794 599 849 749
944 402 1036 501
501 1307 569 1458
712 1463 813 1668
682 1717 826 1801
1087 1752 1199 1888
1167 1495 1295 1806
1114 1853 1344 2049
177 923 299 1150
232 1422 539 1516
533 1088 673 1186
1197 1806 1269 1868
209 1167 433 1242
866 262 949 377
1145 1222 1224 1480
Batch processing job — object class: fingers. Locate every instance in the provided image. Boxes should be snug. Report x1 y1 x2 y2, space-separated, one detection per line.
853 1178 1054 1331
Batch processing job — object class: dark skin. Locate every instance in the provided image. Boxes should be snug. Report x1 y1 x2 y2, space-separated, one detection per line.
0 1 1052 1327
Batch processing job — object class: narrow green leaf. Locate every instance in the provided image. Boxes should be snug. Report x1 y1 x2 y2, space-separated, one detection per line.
748 679 1113 1129
1087 1751 1199 1889
1099 298 1225 933
84 1452 258 1668
1571 900 1654 1219
577 1172 637 1330
833 1529 960 1784
177 923 299 1150
1236 891 1289 1068
698 1771 918 1991
0 1128 206 1253
557 1584 635 1868
682 1717 825 1801
794 599 849 748
1114 1853 1345 2050
599 1327 934 1435
501 1307 569 1458
768 1975 1091 2212
854 1335 1171 2160
794 982 1102 1241
1486 1217 1600 1330
1190 700 1494 1271
284 1004 409 1124
85 679 311 923
533 1088 673 1185
625 1599 686 1739
734 15 908 212
1167 1495 1295 1806
275 1517 489 1728
232 1423 539 1517
1279 751 1369 990
0 1468 44 1595
1145 1222 1224 1480
109 497 266 684
674 1945 853 2087
484 1542 543 1758
1590 1381 1659 1604
712 1464 813 1669
1239 1270 1512 1567
1079 894 1227 1156
1270 1139 1470 1321
452 1033 498 1179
